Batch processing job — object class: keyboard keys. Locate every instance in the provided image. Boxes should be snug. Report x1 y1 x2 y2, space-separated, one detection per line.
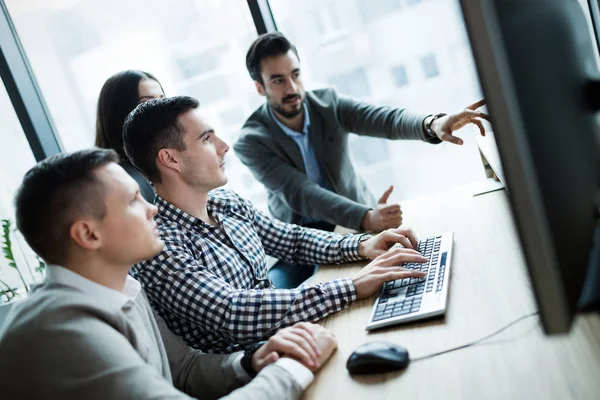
372 314 389 321
436 251 448 293
371 234 452 326
406 283 425 297
373 293 424 321
410 277 427 285
391 308 411 317
369 234 453 329
436 273 445 292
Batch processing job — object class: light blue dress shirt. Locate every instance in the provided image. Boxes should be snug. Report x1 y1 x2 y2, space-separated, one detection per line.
268 104 330 223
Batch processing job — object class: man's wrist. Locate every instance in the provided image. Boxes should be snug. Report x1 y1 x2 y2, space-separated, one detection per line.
361 210 373 231
232 352 252 382
423 115 435 138
357 233 372 258
425 113 447 139
241 341 266 377
275 358 314 390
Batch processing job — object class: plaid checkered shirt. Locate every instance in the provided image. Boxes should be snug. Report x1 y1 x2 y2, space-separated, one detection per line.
131 188 367 354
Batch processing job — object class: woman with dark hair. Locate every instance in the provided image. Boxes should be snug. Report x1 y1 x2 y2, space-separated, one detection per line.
95 70 165 202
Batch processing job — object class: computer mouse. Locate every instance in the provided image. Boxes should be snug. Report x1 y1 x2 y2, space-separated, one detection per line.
346 341 410 375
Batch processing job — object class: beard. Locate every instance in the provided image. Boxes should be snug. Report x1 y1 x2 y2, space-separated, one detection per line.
268 92 305 119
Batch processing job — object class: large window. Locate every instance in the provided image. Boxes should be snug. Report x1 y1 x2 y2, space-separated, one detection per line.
420 53 441 79
0 82 38 294
391 64 410 88
5 0 269 210
328 68 371 98
6 0 599 209
269 0 487 201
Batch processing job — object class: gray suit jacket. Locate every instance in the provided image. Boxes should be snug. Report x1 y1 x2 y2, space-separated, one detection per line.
0 280 303 399
234 88 439 231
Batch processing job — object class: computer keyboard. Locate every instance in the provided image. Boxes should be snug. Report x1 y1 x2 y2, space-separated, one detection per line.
366 232 454 331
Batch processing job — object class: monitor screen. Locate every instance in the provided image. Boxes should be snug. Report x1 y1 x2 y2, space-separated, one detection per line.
460 0 600 334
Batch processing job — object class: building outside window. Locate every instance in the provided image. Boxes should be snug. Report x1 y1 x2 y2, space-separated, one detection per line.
391 64 410 88
328 67 371 98
420 53 440 79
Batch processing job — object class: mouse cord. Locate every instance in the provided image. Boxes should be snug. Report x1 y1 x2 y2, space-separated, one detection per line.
410 311 540 362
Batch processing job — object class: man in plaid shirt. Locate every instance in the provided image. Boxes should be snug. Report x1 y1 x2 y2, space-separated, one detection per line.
123 96 427 354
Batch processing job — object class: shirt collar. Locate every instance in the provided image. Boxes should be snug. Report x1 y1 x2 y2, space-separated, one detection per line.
155 195 200 230
155 192 228 229
268 102 310 136
45 265 140 311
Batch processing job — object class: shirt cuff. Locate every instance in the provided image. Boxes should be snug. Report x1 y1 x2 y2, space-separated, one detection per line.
340 233 369 262
274 358 314 390
232 352 252 383
320 277 357 310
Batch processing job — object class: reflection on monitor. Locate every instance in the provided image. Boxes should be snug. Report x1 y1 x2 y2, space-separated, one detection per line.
460 0 600 334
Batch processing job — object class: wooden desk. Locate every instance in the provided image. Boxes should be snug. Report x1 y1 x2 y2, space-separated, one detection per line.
305 188 600 400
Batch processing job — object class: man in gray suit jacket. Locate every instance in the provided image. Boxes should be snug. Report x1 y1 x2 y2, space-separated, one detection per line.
235 32 488 233
0 149 337 399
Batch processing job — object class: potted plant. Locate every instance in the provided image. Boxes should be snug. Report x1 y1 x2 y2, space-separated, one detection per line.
0 218 46 325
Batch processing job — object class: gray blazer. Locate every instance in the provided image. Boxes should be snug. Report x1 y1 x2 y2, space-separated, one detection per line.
234 88 439 231
0 281 303 399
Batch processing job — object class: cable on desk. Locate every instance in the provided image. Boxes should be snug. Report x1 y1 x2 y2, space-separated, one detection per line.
410 311 540 362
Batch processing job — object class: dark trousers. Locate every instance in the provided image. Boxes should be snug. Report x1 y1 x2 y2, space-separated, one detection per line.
267 219 336 288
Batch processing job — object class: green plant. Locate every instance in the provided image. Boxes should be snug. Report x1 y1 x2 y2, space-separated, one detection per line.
1 219 46 303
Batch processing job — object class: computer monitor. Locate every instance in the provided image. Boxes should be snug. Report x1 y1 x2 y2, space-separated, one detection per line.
459 0 600 334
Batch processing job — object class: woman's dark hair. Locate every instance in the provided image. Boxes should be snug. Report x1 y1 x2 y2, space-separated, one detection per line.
95 70 164 159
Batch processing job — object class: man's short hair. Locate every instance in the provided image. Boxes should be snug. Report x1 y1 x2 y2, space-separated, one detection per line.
123 96 199 183
14 148 119 265
245 32 300 85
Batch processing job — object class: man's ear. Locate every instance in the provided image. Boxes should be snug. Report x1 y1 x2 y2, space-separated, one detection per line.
255 80 266 97
70 219 102 251
157 149 182 174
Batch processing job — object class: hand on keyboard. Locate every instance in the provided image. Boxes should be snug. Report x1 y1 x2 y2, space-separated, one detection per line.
352 247 427 300
358 227 419 259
